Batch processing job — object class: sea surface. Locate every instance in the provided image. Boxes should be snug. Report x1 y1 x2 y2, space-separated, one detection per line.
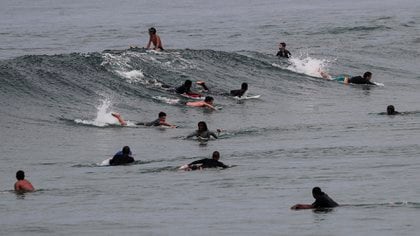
1 0 420 235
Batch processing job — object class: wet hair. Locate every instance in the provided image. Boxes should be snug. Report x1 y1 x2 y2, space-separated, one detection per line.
312 187 323 196
197 121 208 131
212 151 220 160
16 170 25 180
204 96 214 103
280 42 286 47
363 71 372 79
148 27 156 34
122 146 131 155
241 83 248 90
159 112 166 118
387 105 395 115
184 80 192 87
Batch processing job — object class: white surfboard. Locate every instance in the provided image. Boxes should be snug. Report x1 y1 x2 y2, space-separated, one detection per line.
100 158 111 166
234 94 261 100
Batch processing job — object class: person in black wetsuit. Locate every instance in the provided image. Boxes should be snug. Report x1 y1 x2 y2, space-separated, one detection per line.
175 80 209 97
387 105 400 115
185 121 220 140
109 146 135 166
186 151 229 170
291 187 339 210
136 112 177 128
346 71 375 85
230 83 248 97
276 42 291 58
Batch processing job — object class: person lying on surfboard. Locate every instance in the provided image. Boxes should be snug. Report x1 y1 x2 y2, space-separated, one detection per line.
111 112 177 128
319 69 376 85
186 96 216 110
109 146 134 166
230 82 248 97
185 121 221 140
175 80 209 98
182 151 229 171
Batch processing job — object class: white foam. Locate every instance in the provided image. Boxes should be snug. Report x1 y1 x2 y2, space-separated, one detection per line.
152 96 180 105
286 54 332 78
115 69 145 84
74 98 136 127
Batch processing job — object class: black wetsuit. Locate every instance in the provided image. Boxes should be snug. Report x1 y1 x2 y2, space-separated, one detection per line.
136 119 160 126
276 49 291 58
188 158 228 169
312 193 339 208
230 89 247 97
175 84 191 94
186 130 218 139
109 153 134 166
348 76 375 85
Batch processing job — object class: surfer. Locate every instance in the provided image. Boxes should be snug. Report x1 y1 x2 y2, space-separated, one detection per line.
185 121 220 139
109 146 134 166
230 83 248 97
111 112 176 127
276 42 291 58
14 170 35 192
146 27 163 51
319 70 376 85
186 96 216 110
184 151 229 170
291 187 339 210
136 112 177 128
175 80 209 97
387 105 400 115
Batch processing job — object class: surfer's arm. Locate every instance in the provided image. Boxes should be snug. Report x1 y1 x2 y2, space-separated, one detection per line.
204 103 217 110
111 113 127 126
291 204 314 210
160 121 177 128
185 131 197 139
196 81 209 92
146 36 152 49
209 131 218 139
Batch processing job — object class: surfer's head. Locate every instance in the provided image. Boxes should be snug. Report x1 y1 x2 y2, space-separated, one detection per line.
204 96 214 103
312 187 323 199
363 71 372 80
148 27 156 35
241 83 248 91
122 146 131 156
197 121 208 132
212 151 220 161
279 42 286 48
158 112 166 118
184 80 192 88
16 170 25 180
387 105 395 115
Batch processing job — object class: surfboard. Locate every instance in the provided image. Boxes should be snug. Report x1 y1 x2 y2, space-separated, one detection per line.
100 158 111 166
234 95 261 100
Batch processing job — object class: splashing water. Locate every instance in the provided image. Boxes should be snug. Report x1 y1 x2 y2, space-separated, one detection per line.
286 54 332 78
74 98 120 127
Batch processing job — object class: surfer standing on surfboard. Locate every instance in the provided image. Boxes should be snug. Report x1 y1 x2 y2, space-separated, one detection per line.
175 80 209 98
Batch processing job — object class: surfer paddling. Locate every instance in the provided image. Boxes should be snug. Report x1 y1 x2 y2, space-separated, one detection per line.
176 80 209 98
319 69 376 85
181 151 229 171
111 112 176 127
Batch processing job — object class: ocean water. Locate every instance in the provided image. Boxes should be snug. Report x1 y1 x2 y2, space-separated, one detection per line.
1 0 420 235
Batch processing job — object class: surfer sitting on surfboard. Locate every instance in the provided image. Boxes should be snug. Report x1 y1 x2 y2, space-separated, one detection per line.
176 80 209 98
182 151 229 171
230 83 248 97
146 27 163 51
186 96 216 110
185 121 220 140
109 146 134 166
319 69 376 85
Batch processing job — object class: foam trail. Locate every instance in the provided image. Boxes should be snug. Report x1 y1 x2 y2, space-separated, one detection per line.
152 96 180 105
